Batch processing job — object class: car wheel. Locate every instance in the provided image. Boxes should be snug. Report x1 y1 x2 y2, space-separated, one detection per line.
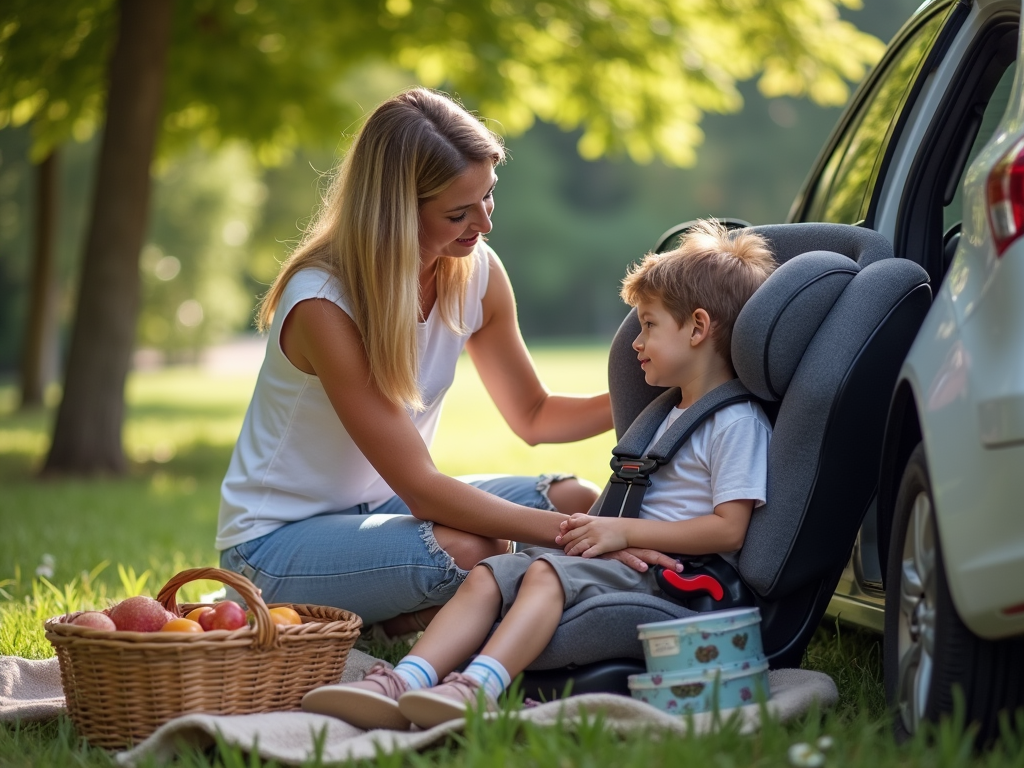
884 443 1024 744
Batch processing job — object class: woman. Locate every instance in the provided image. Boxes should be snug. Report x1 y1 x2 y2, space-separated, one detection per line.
217 88 671 638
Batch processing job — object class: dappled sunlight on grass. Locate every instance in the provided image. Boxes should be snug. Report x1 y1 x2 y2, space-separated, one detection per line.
0 470 224 598
0 369 257 612
123 368 257 464
0 428 49 465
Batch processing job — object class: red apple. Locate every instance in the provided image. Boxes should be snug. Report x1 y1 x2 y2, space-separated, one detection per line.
185 606 214 627
192 607 217 631
209 600 247 631
109 595 170 632
70 611 116 631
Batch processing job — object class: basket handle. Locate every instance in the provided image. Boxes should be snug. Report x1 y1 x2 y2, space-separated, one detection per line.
156 567 278 650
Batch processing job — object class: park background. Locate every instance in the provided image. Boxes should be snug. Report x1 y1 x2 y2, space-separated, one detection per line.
8 3 1023 765
0 0 919 374
0 0 917 629
0 1 919 615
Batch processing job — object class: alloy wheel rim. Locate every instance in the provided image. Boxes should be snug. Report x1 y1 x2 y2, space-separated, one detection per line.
896 490 937 734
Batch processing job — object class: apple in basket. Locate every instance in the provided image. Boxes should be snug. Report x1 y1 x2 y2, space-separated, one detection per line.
108 595 172 632
186 606 216 630
208 600 248 631
69 611 116 631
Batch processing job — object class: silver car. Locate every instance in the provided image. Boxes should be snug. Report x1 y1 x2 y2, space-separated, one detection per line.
788 0 1024 741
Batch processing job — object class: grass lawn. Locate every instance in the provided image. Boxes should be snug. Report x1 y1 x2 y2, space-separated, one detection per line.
0 345 1019 766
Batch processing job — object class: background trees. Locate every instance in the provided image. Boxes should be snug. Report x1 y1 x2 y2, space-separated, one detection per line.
0 0 891 474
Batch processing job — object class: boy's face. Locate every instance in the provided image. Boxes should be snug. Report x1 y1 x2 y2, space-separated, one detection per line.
632 297 698 388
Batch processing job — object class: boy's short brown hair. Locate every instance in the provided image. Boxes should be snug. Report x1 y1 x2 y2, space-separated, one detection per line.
620 220 776 363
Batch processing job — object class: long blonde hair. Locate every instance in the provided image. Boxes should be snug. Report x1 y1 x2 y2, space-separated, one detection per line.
259 88 505 410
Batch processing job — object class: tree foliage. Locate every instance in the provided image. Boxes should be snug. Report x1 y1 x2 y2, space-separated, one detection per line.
1 0 884 166
0 0 885 474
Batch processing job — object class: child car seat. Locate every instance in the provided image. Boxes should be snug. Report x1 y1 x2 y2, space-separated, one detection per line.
518 222 932 698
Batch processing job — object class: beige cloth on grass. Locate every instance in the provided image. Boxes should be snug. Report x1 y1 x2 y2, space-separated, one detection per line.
116 668 837 765
0 655 66 723
2 654 836 765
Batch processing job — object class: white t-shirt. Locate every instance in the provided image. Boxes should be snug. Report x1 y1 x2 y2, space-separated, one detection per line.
215 244 492 551
638 400 771 564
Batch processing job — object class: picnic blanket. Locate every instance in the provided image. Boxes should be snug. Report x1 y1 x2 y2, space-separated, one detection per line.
1 654 837 765
0 655 65 723
0 649 387 724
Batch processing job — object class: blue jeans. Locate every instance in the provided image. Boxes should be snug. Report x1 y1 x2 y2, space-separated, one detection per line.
219 474 567 625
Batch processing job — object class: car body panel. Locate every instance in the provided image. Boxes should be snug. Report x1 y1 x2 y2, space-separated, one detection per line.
901 285 1023 638
828 570 885 632
807 0 1024 638
904 52 1024 635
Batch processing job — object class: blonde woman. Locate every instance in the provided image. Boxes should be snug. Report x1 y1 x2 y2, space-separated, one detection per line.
216 88 675 639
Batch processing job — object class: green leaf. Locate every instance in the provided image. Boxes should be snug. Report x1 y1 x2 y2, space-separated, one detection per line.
116 563 151 597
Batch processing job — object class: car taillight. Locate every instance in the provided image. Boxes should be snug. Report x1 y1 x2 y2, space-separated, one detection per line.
987 138 1024 256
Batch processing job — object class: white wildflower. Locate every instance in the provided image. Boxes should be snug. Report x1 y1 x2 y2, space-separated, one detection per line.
788 743 825 768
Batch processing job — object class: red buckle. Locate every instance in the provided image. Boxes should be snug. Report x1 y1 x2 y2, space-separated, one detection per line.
660 570 725 601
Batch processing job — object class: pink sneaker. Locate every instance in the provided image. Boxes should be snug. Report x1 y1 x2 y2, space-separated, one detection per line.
398 672 498 729
301 662 411 730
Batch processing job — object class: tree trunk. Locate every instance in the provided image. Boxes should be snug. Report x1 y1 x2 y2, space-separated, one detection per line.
20 150 60 409
43 0 174 475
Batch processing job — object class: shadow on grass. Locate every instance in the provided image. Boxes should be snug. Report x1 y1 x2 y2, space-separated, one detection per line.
0 442 234 592
803 619 885 722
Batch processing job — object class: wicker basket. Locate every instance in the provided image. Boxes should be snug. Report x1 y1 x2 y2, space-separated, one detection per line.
44 567 362 749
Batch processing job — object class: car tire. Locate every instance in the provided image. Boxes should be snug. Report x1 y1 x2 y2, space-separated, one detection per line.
884 443 1024 744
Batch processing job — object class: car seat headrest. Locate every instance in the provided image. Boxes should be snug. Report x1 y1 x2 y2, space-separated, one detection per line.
743 222 893 267
732 251 859 401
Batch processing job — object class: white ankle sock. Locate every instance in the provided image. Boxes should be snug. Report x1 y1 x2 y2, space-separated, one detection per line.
462 655 511 701
393 656 438 691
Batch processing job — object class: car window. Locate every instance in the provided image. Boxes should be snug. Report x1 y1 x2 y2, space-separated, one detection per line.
806 12 947 223
943 62 1018 232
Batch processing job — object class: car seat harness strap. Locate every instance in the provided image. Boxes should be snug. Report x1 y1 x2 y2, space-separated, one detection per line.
595 378 758 611
600 378 756 520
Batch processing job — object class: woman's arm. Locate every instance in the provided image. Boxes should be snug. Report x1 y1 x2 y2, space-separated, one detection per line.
465 252 612 446
281 297 566 546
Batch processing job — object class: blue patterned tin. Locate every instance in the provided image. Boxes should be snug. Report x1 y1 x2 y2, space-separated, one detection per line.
637 607 764 673
628 658 770 715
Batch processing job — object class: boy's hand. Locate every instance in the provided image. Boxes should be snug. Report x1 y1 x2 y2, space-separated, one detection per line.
556 514 629 557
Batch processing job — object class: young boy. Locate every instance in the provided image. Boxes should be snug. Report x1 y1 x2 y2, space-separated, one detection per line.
304 220 777 731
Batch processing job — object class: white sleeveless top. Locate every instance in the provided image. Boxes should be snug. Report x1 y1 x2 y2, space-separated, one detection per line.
215 245 491 550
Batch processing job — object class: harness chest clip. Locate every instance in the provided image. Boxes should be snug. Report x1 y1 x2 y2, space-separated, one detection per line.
609 456 660 483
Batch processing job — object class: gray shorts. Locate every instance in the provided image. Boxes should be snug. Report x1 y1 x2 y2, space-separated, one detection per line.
479 547 663 617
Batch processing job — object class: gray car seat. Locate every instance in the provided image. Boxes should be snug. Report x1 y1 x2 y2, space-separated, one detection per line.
519 222 932 698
